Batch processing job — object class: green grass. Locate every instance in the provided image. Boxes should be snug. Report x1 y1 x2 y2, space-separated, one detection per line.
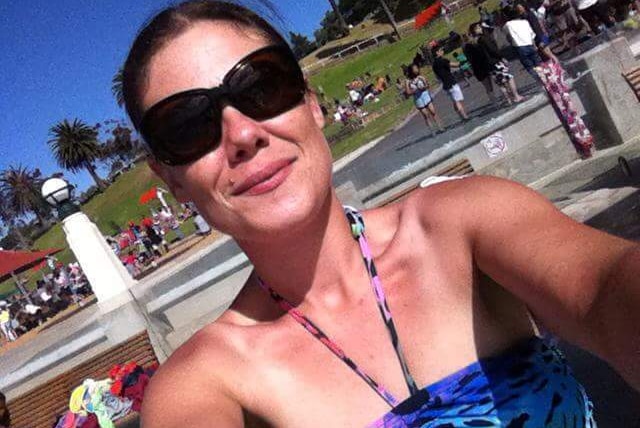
0 164 194 297
330 99 415 159
313 1 500 160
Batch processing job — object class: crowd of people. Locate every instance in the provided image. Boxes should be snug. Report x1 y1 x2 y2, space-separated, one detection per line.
399 0 638 152
0 204 215 345
106 204 210 279
332 73 392 125
0 260 91 345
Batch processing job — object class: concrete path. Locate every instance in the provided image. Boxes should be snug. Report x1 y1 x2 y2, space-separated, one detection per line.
333 60 541 189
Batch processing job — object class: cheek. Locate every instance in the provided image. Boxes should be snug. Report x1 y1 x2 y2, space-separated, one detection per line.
175 152 227 204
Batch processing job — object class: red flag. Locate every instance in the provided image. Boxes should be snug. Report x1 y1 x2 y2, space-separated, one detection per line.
138 187 158 205
415 1 443 30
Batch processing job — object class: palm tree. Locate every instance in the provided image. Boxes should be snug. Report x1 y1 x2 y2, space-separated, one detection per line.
0 195 29 248
48 119 107 191
112 67 124 108
0 165 50 226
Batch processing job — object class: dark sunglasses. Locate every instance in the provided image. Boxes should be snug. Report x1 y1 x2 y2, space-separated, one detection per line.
139 44 306 166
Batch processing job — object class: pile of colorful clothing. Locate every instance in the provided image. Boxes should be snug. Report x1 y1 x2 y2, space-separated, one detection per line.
54 362 157 428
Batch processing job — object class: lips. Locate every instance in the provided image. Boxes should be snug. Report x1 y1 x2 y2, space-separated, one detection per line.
231 158 296 196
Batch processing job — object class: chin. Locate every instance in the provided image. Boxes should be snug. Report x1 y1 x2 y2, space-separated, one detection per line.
232 180 332 243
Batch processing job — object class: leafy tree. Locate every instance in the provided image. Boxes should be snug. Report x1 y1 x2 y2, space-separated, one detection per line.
0 196 28 249
112 67 124 108
328 0 350 34
314 10 346 45
102 123 138 164
289 32 316 59
0 165 51 227
48 119 107 191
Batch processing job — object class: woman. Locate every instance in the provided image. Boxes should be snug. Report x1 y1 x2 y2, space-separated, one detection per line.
515 3 559 63
467 22 524 105
404 64 445 135
122 1 639 426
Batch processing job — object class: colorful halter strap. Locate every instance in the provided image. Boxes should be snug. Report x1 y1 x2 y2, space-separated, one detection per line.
256 207 420 407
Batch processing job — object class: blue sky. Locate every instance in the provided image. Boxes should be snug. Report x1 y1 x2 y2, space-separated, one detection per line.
0 0 330 192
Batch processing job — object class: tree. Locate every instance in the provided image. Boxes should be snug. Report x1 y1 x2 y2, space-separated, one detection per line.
48 119 107 191
102 123 137 164
314 10 346 45
112 67 124 108
328 0 350 35
289 32 316 59
0 196 28 249
0 165 50 227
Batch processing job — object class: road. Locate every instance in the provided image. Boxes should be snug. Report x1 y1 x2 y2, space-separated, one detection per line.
334 59 541 190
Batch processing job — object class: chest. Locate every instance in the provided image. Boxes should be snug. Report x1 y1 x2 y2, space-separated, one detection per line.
233 236 533 427
238 252 470 423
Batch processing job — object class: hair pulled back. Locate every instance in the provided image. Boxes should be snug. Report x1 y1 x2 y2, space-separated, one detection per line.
122 0 288 128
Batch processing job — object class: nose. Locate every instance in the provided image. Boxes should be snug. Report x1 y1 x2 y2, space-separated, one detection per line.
220 106 270 166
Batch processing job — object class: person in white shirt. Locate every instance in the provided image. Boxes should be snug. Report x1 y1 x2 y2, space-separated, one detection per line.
503 5 542 77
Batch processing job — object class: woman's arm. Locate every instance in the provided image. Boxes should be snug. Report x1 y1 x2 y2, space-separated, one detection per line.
417 176 640 389
461 176 640 389
418 75 430 88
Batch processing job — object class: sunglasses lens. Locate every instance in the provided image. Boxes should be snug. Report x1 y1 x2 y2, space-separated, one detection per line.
227 48 305 120
142 94 220 165
141 46 305 166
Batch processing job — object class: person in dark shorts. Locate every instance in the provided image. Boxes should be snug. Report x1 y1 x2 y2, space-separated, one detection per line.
431 46 469 120
466 23 525 105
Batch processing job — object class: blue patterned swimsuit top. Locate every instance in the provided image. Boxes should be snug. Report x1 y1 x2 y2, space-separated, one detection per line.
258 207 597 427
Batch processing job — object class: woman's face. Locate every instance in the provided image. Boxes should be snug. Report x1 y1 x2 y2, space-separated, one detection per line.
410 65 420 76
141 22 332 242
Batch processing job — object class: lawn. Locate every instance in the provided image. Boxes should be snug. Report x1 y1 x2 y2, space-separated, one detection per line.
0 164 195 297
312 0 500 160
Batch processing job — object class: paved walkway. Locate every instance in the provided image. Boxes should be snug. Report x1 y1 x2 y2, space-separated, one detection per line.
334 59 542 189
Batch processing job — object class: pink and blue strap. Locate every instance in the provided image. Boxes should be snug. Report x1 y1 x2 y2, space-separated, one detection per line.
256 207 421 407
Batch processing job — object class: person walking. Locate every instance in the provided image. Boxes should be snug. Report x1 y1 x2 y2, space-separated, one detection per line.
431 46 469 120
404 64 445 135
467 22 525 105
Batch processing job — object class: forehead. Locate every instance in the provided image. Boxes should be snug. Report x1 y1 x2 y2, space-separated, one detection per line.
142 21 270 110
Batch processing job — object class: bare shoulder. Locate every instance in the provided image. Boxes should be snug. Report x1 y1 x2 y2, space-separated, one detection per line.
141 316 245 427
401 175 550 226
142 277 274 427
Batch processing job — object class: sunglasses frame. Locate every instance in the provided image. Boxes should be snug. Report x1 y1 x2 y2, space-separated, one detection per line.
139 44 306 166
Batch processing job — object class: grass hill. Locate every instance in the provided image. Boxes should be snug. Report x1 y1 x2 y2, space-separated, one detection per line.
0 164 194 297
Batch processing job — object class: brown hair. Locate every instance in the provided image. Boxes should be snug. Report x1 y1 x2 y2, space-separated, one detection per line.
122 0 288 128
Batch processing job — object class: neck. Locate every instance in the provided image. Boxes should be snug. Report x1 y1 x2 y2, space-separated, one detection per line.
237 192 366 310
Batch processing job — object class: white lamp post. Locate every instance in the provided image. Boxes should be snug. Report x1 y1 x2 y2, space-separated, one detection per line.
41 177 135 309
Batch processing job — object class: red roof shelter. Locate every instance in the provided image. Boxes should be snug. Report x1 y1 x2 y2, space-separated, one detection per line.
0 248 62 284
